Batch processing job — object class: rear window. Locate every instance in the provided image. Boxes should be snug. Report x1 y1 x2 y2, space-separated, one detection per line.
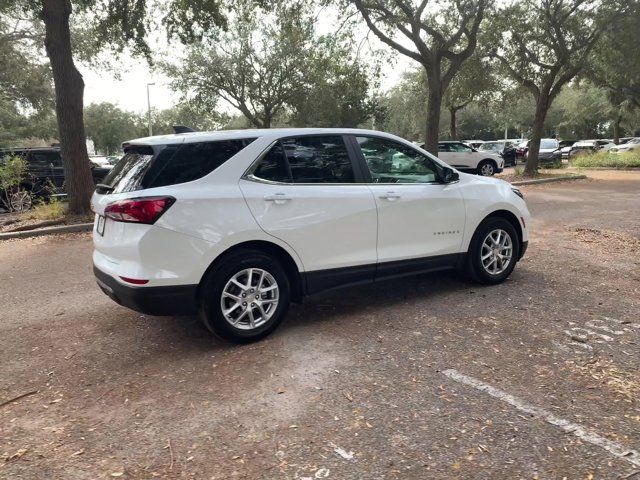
98 139 255 193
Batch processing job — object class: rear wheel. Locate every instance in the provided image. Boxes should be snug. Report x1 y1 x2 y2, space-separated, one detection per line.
199 250 291 343
466 217 520 284
9 189 32 212
477 160 496 176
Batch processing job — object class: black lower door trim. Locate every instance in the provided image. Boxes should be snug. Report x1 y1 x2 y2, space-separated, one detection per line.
375 253 463 281
303 253 463 295
304 263 376 294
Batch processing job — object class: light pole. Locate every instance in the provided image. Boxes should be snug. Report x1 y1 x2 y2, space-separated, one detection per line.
146 82 155 137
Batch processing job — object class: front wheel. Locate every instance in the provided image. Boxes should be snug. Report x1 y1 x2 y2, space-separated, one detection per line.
199 250 291 343
466 217 520 284
477 160 496 176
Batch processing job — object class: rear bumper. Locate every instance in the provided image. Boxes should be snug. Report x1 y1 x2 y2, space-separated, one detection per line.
94 266 198 316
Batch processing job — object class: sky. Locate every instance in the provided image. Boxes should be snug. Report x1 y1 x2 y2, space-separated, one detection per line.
80 9 415 117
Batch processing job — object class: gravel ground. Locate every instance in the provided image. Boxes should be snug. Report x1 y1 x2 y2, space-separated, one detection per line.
1 170 639 479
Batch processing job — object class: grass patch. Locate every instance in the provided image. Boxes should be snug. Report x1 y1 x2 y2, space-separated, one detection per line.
28 199 67 221
571 150 640 169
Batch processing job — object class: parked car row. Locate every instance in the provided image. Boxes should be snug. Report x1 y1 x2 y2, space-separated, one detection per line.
0 147 111 212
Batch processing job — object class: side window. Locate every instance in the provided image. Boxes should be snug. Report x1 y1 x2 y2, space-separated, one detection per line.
438 143 450 152
282 136 354 183
252 142 291 183
451 143 472 152
30 152 55 168
356 136 440 184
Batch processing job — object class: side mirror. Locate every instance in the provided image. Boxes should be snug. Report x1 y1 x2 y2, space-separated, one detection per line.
442 167 459 183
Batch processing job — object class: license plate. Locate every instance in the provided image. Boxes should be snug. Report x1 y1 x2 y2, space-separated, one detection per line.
96 215 106 236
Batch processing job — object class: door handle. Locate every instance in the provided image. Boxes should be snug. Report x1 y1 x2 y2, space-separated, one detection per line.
380 192 401 200
264 193 291 204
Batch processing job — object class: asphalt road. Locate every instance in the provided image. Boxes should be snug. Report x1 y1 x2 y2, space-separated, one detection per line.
1 170 639 479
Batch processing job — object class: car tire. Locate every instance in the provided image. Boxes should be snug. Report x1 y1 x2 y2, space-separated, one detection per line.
466 217 520 284
477 160 497 176
9 189 33 212
199 249 291 343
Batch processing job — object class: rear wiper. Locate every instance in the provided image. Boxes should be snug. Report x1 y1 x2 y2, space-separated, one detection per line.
96 183 114 192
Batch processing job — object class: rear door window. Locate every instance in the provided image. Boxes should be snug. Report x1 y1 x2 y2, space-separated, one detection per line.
250 135 356 184
283 136 354 183
252 143 291 183
99 139 255 193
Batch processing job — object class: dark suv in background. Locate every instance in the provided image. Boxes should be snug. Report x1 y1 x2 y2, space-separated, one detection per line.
0 147 110 211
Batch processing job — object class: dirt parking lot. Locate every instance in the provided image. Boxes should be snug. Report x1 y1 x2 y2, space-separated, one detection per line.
1 170 639 479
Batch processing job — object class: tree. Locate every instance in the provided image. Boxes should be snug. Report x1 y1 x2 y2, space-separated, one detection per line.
288 39 379 128
587 5 640 143
375 69 428 140
351 0 487 154
554 82 610 139
4 0 227 213
0 11 55 147
442 54 498 139
165 1 311 128
488 0 622 175
149 102 230 135
84 103 138 155
166 1 378 129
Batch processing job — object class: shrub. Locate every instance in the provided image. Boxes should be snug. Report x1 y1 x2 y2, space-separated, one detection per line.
0 155 29 211
29 198 67 220
571 150 640 169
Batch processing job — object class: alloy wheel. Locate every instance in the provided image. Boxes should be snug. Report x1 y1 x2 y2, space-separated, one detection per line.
9 190 32 212
481 229 513 275
480 163 495 176
220 268 279 330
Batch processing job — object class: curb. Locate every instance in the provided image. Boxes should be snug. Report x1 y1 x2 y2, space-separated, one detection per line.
511 174 587 186
0 222 94 240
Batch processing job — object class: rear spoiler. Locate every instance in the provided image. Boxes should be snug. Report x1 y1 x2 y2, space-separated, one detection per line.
173 125 197 134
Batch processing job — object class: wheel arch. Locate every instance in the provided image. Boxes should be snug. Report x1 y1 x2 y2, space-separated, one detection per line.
480 209 523 252
198 240 305 304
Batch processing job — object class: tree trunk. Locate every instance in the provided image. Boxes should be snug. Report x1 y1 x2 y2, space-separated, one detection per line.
424 74 442 155
42 0 94 214
449 107 457 140
613 111 622 144
524 92 551 176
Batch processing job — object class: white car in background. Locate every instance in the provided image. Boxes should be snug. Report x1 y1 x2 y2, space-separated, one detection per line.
570 139 616 158
89 155 114 169
435 141 504 176
92 128 530 342
610 137 640 153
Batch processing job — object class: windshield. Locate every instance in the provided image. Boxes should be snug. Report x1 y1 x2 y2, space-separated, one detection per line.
540 139 559 149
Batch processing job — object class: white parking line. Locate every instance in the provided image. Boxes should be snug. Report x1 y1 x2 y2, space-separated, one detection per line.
442 369 640 468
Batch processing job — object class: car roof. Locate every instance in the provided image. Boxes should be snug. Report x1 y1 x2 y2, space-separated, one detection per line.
0 146 60 153
125 128 408 146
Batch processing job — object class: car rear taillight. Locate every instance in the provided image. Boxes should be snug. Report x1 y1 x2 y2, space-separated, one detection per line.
104 196 175 224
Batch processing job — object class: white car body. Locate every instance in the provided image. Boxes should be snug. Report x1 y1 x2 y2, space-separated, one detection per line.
89 155 114 169
570 139 615 157
91 128 530 341
434 141 504 176
610 137 640 153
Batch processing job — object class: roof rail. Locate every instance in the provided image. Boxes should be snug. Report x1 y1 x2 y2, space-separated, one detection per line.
173 125 197 134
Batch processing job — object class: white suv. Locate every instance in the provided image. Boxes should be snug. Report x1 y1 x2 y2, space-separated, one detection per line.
92 128 530 342
436 141 505 176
